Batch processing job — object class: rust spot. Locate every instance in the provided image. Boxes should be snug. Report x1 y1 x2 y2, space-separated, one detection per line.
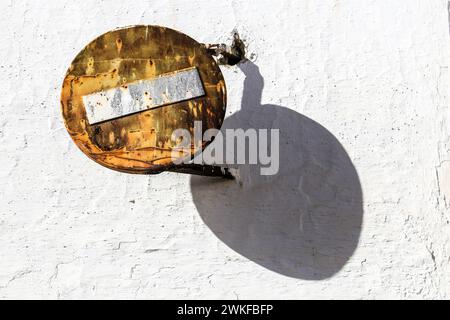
116 38 123 53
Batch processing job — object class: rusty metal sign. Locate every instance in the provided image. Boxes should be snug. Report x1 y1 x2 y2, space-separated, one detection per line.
61 25 226 174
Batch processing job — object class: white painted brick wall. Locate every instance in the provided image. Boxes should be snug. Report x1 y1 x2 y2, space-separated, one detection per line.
0 0 449 299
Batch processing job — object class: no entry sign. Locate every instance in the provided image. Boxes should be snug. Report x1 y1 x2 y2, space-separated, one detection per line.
61 25 226 174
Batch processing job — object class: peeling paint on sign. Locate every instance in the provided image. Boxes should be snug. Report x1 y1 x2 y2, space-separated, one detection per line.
83 67 205 124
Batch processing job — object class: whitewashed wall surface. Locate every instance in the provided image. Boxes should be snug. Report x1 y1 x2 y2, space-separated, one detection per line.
0 0 449 299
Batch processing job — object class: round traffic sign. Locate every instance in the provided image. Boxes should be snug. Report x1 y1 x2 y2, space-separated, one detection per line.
61 25 226 174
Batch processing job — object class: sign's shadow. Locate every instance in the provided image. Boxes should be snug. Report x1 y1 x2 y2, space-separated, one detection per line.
190 61 363 280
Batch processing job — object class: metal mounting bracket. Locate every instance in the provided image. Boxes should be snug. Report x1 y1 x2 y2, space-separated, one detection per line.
202 32 246 66
167 163 234 179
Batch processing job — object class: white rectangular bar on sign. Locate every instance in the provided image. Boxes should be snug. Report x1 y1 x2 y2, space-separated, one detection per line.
82 67 205 124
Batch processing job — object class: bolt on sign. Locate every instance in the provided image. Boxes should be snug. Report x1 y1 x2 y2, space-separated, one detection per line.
61 25 226 174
